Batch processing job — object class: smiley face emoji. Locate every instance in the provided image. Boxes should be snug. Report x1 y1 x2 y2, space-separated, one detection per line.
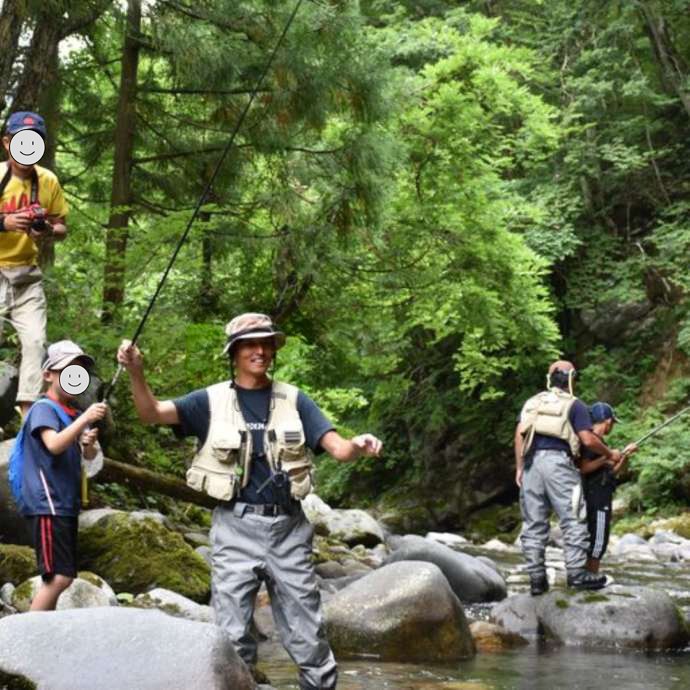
9 129 45 166
59 364 91 396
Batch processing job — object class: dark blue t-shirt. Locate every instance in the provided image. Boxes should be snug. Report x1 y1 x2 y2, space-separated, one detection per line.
529 398 592 457
173 383 334 504
23 399 82 517
581 433 615 488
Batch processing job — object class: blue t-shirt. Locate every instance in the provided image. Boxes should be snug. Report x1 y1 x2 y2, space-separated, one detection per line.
529 398 592 458
22 399 82 517
173 383 334 504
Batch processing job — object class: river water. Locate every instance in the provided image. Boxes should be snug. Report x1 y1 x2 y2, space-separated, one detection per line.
259 539 690 689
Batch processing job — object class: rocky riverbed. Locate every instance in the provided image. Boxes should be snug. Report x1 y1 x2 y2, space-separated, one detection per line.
3 479 690 689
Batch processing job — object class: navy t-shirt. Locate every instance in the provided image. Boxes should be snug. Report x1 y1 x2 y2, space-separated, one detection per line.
527 398 592 458
173 383 334 504
581 433 615 488
23 399 82 517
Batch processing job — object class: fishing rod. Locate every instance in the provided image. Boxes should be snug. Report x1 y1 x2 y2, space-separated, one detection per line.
101 0 305 402
631 404 690 448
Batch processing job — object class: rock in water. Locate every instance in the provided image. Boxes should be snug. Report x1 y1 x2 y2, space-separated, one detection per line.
79 512 211 602
324 561 475 662
537 585 688 650
385 534 506 602
0 440 32 546
469 621 528 652
0 607 254 690
490 593 539 638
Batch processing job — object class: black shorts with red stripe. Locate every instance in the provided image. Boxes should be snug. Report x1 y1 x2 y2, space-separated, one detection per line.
30 515 78 580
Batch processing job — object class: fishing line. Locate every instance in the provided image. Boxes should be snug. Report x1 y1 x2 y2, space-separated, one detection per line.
102 0 306 401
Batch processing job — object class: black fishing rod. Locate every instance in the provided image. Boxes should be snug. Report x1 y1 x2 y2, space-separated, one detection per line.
101 0 305 401
631 404 690 448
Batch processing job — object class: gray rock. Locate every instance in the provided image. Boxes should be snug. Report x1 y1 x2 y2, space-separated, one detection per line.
196 545 213 567
133 588 214 623
324 561 475 662
425 532 470 548
650 530 688 546
384 535 506 603
12 572 118 612
0 439 32 546
580 299 653 344
615 533 648 547
480 539 515 553
184 531 211 547
490 593 540 638
302 494 385 547
537 586 688 650
0 583 14 606
78 508 123 530
315 560 348 579
0 607 254 690
0 363 17 426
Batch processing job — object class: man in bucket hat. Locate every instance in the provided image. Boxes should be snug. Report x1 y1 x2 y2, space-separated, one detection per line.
117 314 382 689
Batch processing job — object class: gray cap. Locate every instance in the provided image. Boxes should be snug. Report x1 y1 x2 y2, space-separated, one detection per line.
42 340 95 371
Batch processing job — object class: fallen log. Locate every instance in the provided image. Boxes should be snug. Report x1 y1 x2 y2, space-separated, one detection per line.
98 458 217 509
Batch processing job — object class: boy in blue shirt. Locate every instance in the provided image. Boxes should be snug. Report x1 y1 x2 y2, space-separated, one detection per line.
22 340 107 611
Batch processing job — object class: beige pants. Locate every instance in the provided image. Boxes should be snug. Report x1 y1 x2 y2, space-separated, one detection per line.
0 273 47 403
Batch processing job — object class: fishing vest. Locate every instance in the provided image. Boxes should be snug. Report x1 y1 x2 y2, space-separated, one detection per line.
185 380 314 502
518 388 581 460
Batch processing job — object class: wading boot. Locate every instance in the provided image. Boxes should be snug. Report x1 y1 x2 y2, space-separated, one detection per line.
530 573 549 596
567 570 607 591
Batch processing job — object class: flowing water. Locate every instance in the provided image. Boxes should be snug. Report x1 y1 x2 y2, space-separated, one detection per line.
258 540 690 689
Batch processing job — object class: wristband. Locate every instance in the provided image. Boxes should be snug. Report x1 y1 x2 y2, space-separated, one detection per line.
0 215 5 232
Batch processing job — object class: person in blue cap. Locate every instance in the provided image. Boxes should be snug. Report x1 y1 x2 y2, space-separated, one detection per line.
0 111 69 417
579 402 638 574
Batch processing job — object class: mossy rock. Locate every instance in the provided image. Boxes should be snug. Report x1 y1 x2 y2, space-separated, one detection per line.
79 513 210 603
465 504 522 544
0 545 36 586
0 670 37 690
650 513 690 540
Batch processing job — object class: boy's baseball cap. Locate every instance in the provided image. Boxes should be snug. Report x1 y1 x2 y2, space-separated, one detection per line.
42 340 94 371
590 402 620 423
5 111 47 138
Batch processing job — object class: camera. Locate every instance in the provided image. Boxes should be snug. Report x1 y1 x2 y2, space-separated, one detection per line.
25 203 47 232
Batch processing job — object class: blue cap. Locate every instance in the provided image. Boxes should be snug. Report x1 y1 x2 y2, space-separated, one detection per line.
590 402 620 423
5 111 46 137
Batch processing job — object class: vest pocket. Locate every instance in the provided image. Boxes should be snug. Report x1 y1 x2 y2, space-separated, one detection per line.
211 436 242 464
186 467 238 501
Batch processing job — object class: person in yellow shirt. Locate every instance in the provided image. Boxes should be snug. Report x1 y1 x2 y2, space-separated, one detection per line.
0 112 69 416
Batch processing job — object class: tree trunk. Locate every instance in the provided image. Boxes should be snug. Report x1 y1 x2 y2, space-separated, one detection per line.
638 1 690 120
98 457 217 509
102 0 142 324
0 0 26 109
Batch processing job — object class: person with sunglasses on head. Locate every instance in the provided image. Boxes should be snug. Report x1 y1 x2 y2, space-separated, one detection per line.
515 360 623 595
578 402 638 575
116 313 382 690
0 112 68 417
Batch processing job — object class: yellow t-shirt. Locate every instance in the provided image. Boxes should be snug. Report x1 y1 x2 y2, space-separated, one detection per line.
0 162 69 267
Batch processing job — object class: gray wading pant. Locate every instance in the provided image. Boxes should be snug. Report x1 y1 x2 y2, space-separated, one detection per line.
520 449 589 577
211 503 337 690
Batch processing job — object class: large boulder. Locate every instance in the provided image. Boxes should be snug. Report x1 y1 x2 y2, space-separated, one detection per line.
0 439 32 546
0 544 35 585
79 512 211 602
538 586 688 650
324 561 475 662
12 572 118 612
302 494 385 547
384 535 506 602
0 607 255 690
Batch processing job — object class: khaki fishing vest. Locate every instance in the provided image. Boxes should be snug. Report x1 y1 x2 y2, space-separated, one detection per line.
185 380 314 502
518 388 581 459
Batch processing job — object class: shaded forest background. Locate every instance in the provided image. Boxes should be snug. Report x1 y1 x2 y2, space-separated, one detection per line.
2 0 690 531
